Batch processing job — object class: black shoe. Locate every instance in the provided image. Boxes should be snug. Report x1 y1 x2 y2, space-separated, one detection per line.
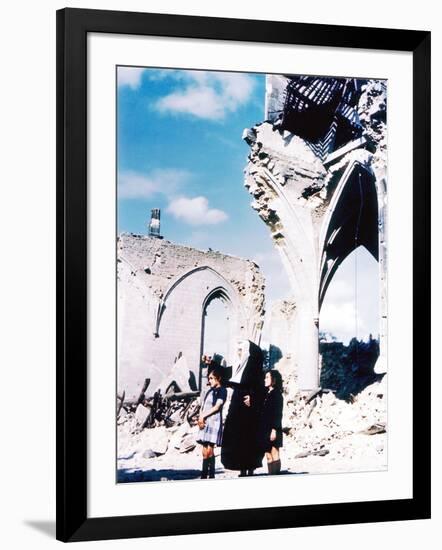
273 460 281 474
201 458 209 479
208 456 216 479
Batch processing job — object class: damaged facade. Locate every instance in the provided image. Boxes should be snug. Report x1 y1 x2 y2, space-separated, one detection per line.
118 234 265 401
244 75 387 390
117 73 388 480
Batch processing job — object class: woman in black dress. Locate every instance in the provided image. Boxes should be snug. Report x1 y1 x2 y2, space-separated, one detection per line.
258 370 284 475
221 340 265 477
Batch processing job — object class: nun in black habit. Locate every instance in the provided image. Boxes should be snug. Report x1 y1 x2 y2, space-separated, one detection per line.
221 340 265 476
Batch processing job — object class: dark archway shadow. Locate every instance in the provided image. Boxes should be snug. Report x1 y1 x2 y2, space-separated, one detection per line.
23 520 56 538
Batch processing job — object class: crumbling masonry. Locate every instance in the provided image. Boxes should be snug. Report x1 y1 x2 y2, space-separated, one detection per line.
244 76 387 390
118 234 265 401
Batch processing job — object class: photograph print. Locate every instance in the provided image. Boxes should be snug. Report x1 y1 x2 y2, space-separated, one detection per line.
116 67 387 483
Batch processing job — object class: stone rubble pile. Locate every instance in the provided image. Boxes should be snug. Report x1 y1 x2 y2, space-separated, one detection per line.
118 412 201 459
117 394 204 472
281 373 387 468
118 373 387 476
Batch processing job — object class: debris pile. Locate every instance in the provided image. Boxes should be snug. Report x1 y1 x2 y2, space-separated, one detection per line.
118 369 387 480
117 384 205 482
281 374 387 471
118 380 200 443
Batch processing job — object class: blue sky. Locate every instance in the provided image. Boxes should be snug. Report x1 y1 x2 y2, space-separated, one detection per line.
117 66 379 344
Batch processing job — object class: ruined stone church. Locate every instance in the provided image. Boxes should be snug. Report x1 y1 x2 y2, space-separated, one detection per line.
118 75 387 402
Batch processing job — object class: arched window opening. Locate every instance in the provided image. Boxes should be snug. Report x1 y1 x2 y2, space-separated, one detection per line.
319 164 378 309
319 245 381 399
202 295 230 362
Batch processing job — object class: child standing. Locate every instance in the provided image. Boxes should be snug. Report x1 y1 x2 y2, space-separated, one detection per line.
197 367 227 479
258 369 284 475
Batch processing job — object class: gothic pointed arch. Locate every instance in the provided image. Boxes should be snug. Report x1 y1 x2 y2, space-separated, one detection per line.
155 266 240 338
318 161 379 309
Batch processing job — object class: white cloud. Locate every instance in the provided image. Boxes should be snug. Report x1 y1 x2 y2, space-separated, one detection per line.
167 196 228 225
118 169 190 199
157 86 222 120
118 67 146 90
154 70 256 120
320 301 367 344
215 72 257 105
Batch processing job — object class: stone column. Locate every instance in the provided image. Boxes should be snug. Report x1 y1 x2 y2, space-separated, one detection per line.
243 123 326 390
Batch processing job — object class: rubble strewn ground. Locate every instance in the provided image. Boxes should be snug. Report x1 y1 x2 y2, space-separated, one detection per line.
117 374 387 482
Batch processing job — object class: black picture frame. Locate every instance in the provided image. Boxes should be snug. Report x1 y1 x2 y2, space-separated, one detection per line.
56 7 431 543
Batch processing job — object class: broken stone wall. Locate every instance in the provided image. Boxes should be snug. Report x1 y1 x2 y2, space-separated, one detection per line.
244 76 388 389
267 298 298 395
118 234 265 401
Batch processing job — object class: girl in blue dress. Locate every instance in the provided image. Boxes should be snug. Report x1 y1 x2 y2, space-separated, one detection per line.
197 367 227 479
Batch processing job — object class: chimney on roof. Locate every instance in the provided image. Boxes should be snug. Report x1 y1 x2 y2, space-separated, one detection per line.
147 208 162 238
